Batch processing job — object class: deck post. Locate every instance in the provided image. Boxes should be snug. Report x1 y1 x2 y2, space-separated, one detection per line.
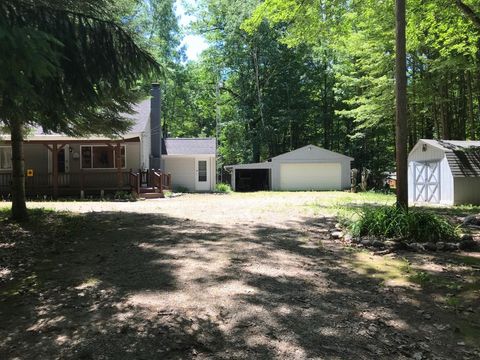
115 142 123 189
52 143 59 199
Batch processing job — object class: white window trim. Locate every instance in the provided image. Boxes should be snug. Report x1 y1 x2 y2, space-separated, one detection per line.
80 145 127 170
0 146 12 171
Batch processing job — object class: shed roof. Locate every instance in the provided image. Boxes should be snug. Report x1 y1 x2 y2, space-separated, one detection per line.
414 139 480 177
162 138 216 156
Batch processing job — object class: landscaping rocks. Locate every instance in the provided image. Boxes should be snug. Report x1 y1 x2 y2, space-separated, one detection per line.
330 231 344 239
459 238 478 251
463 214 480 227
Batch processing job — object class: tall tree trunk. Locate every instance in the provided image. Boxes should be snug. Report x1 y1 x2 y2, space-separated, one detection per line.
467 70 475 139
395 0 408 208
10 119 28 221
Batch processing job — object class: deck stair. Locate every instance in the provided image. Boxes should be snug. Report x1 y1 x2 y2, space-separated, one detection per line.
129 169 172 199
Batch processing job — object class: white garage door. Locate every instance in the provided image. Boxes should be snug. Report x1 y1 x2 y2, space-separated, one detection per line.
413 161 440 203
280 163 342 190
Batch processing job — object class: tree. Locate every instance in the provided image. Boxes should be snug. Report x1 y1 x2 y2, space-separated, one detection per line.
456 0 480 29
395 0 408 208
0 0 159 220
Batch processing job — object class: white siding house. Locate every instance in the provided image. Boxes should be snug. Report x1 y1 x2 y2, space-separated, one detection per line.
408 139 480 205
225 145 353 192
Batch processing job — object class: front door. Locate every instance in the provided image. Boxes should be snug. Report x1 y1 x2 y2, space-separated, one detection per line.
48 146 70 186
195 158 210 191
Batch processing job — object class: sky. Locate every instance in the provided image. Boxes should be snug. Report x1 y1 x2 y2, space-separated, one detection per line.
175 0 209 61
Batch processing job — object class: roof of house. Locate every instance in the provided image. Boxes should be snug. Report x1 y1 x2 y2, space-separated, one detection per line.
1 99 151 140
162 138 216 156
416 139 480 177
122 99 151 134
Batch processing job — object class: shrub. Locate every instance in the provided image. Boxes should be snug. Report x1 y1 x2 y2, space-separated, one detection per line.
215 183 232 193
173 185 189 193
348 206 459 243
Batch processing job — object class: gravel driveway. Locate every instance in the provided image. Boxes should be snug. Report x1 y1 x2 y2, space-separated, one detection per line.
1 193 479 359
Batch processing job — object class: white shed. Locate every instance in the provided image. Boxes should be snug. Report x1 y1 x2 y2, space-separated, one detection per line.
225 145 353 192
408 139 480 205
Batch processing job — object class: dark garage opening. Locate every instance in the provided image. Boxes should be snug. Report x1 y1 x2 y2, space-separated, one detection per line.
235 169 270 192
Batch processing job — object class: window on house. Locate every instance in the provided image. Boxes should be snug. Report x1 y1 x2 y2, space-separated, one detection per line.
0 147 12 170
81 145 126 169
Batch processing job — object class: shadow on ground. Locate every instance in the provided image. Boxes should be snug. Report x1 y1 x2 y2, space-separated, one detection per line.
0 210 479 359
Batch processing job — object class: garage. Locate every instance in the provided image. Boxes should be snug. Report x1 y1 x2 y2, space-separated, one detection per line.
235 169 270 192
225 145 353 192
280 163 342 191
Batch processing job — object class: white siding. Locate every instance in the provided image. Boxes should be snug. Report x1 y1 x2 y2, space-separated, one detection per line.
408 141 444 162
408 140 455 205
453 178 480 205
163 157 195 192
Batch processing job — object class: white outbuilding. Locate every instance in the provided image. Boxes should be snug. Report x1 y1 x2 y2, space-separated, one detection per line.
225 144 353 192
408 139 480 205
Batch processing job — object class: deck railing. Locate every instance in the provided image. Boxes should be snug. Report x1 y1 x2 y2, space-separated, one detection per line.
0 170 130 197
129 169 172 195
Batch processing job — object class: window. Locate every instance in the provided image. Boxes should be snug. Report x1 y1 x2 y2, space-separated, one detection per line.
198 160 207 182
0 147 12 170
81 145 126 169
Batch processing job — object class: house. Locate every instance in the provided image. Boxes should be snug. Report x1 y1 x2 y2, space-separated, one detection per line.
408 139 480 205
225 145 353 192
0 84 216 197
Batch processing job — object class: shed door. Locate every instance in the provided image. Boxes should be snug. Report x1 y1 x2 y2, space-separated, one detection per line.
413 161 440 203
279 163 341 191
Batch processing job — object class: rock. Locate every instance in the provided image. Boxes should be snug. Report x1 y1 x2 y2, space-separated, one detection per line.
408 243 425 252
335 223 343 230
344 234 353 242
384 240 398 249
459 238 477 251
361 239 372 246
460 234 474 241
331 231 344 239
436 242 446 251
463 214 480 226
424 242 437 251
372 240 385 248
445 242 459 251
351 237 361 244
413 352 423 360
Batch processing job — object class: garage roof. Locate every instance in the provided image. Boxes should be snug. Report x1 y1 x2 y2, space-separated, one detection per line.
225 144 353 171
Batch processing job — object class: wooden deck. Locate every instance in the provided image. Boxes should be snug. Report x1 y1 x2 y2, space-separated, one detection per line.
0 169 172 198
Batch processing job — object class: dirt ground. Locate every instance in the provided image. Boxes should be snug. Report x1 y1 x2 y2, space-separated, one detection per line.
1 192 479 359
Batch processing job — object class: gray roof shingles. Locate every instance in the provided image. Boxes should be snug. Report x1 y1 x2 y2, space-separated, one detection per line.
446 150 480 177
429 140 480 177
162 138 216 155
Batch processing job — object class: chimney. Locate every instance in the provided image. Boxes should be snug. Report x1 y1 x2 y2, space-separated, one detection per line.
149 83 162 169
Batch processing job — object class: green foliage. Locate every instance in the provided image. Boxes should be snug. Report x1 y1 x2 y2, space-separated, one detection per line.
0 0 159 135
349 206 459 243
215 183 232 193
173 185 190 193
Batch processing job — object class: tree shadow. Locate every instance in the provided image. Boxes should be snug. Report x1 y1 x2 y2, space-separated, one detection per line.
0 210 479 359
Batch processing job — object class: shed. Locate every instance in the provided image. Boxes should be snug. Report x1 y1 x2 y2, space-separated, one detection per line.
408 139 480 205
225 145 353 192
